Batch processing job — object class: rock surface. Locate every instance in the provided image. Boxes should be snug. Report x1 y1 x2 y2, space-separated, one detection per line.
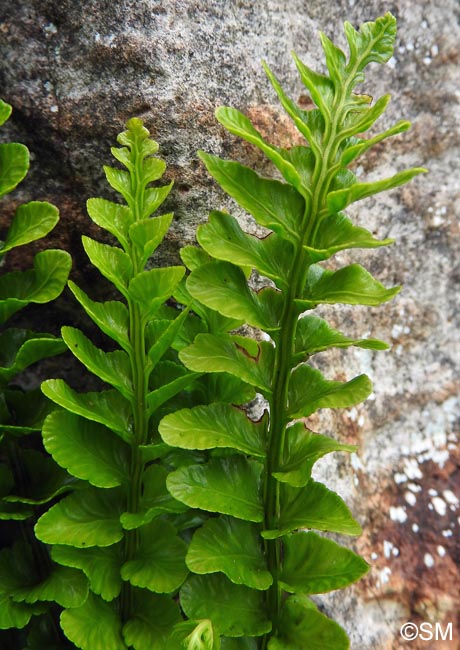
0 1 459 648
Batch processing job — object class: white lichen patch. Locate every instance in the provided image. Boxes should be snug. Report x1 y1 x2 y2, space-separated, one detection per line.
348 407 358 422
424 553 435 568
404 491 417 506
394 472 407 484
44 22 58 35
431 497 447 516
377 566 392 588
387 56 397 69
437 545 446 557
403 458 423 480
94 32 116 47
390 506 407 523
383 540 394 559
443 490 458 506
407 482 422 493
350 453 364 471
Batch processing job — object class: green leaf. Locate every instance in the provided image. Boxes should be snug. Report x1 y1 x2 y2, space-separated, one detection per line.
198 373 256 406
181 574 271 638
327 168 427 213
11 564 88 608
262 62 324 157
41 379 132 443
167 456 264 522
292 53 334 119
139 442 171 463
35 487 124 548
187 262 281 331
0 542 88 607
82 236 132 296
180 245 214 272
198 153 304 241
117 117 158 150
86 198 133 250
214 107 303 195
42 410 129 488
171 619 221 650
120 465 186 530
104 158 166 206
262 480 361 539
68 281 131 352
176 253 245 334
61 592 127 650
0 250 71 324
0 142 29 198
279 531 369 594
0 463 13 496
180 333 272 394
146 367 200 414
294 314 388 360
61 326 133 399
187 516 272 590
304 212 393 262
141 157 167 185
147 307 190 371
0 544 48 628
143 182 173 219
0 501 33 521
52 543 122 602
277 145 316 190
122 591 181 650
0 99 12 126
288 365 372 418
3 448 76 505
129 267 185 318
299 263 400 309
104 165 133 204
341 94 391 138
197 211 292 287
159 402 265 457
1 202 59 254
0 387 56 435
120 519 188 593
111 145 133 169
273 423 356 487
318 32 346 88
220 639 257 650
25 613 76 650
0 330 66 383
0 593 38 630
129 213 174 266
340 120 411 166
345 12 397 71
268 595 349 650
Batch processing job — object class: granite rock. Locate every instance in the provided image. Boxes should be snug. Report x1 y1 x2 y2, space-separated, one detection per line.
0 1 458 647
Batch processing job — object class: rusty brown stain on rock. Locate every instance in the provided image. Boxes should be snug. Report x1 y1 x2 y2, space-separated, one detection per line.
355 443 460 649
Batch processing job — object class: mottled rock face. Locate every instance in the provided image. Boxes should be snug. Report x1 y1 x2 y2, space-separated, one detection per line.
1 1 459 647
